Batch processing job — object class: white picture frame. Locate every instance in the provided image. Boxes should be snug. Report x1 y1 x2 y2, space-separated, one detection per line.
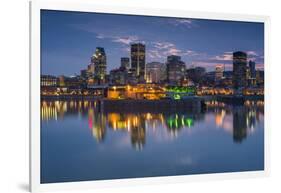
30 0 270 192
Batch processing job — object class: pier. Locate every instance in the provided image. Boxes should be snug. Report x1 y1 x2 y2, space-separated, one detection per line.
102 97 203 113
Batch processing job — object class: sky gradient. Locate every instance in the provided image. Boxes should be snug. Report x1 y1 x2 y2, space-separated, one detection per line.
41 10 264 76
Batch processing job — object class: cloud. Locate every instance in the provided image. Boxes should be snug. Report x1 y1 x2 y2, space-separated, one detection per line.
147 50 163 59
193 50 264 71
112 36 140 45
148 41 201 61
211 52 233 61
182 50 200 57
190 61 232 69
96 34 105 39
148 41 178 59
95 34 204 62
212 51 263 63
95 33 146 46
172 19 197 28
175 19 193 24
72 21 263 71
247 51 264 63
247 50 258 56
153 42 175 50
164 47 182 56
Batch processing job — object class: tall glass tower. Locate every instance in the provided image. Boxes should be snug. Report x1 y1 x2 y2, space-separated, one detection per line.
92 47 107 84
131 43 146 82
233 51 247 89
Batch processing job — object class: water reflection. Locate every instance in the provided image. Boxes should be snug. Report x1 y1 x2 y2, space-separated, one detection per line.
41 99 264 148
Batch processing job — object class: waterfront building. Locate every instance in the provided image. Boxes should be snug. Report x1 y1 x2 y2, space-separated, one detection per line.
166 55 186 85
41 75 57 87
127 68 138 85
109 67 128 85
92 47 107 84
233 51 247 89
58 75 83 89
58 75 65 87
131 43 146 82
146 62 165 83
121 57 130 70
107 84 166 100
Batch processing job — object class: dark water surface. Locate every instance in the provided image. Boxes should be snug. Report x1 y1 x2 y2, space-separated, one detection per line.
41 100 264 183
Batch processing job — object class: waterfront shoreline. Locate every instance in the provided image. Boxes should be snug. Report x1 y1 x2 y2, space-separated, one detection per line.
41 95 264 101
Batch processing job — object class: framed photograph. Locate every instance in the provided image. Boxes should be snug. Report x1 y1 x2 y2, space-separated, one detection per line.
30 0 270 192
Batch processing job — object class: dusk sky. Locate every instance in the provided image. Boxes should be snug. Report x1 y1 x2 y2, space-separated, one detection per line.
41 10 264 76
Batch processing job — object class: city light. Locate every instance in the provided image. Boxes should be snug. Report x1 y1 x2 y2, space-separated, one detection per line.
40 11 265 183
41 44 264 103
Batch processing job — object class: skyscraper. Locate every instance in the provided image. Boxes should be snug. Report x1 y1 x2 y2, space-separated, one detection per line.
121 57 130 70
80 69 92 79
233 51 247 89
87 63 95 75
146 62 164 83
186 66 206 84
249 60 256 78
80 63 94 80
109 67 128 85
131 43 146 82
246 66 250 80
92 47 107 84
166 55 186 85
215 64 224 82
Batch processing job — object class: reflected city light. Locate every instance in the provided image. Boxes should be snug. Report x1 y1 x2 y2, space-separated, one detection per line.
41 100 264 148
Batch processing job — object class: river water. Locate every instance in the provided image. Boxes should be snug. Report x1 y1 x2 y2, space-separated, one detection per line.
40 99 264 183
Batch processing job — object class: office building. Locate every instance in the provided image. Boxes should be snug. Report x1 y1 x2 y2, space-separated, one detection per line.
121 57 130 70
249 60 256 78
92 47 107 84
186 66 206 84
131 43 146 82
146 62 165 83
109 67 128 85
41 75 57 87
166 55 186 84
233 51 247 89
215 64 224 82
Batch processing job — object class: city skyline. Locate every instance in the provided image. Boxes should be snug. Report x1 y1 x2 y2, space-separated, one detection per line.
41 10 264 76
40 10 265 183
